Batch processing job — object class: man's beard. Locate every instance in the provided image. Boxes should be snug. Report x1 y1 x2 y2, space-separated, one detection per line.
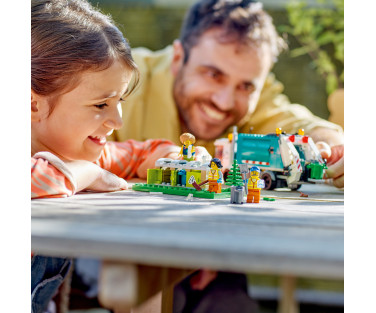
172 73 233 140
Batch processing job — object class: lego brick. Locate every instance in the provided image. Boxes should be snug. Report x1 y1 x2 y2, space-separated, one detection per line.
147 168 162 184
132 183 231 199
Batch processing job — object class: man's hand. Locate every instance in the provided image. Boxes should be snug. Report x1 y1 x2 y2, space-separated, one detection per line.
65 160 128 192
316 142 344 188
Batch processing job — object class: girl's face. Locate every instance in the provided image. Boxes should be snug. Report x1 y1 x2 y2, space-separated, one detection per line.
31 60 132 162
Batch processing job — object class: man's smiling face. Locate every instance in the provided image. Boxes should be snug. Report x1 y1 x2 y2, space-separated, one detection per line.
172 28 272 140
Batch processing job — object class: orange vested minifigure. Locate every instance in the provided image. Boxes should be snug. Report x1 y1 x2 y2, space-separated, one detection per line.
208 158 223 193
247 166 264 203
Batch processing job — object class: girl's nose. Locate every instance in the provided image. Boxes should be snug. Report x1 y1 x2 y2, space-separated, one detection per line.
104 103 123 130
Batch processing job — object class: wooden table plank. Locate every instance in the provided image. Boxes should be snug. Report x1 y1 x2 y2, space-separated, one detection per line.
31 185 343 279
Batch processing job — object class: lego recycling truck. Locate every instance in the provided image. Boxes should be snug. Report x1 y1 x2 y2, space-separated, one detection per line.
214 127 327 190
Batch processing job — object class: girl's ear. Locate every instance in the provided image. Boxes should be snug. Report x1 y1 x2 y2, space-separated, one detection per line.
31 89 48 122
171 39 185 77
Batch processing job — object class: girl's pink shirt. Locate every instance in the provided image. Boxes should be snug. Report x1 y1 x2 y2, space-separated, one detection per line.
31 139 174 199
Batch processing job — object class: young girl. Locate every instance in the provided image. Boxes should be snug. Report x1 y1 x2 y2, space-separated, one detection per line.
31 1 205 312
31 0 182 200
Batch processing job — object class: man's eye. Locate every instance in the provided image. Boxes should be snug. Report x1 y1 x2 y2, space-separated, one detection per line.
94 103 108 109
239 83 255 93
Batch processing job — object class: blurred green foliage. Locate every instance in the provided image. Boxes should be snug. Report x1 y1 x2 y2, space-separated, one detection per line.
280 0 344 94
248 273 343 292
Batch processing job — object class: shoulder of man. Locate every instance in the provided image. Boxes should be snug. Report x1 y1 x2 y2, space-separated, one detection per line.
258 72 285 105
131 45 174 73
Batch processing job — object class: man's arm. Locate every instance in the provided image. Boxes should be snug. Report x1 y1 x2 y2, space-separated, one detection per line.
308 127 344 146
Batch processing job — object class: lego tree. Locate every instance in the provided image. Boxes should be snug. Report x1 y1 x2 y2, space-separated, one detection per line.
226 159 244 186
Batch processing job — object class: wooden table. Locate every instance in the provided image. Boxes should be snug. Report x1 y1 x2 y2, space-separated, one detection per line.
31 184 344 313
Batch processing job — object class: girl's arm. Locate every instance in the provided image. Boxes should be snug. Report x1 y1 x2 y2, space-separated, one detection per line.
32 152 127 199
97 139 181 179
31 140 210 198
31 155 76 198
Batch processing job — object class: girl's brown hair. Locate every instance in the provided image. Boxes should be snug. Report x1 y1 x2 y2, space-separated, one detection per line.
31 0 139 106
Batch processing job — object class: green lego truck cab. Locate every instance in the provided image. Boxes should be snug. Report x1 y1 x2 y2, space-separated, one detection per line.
214 127 327 190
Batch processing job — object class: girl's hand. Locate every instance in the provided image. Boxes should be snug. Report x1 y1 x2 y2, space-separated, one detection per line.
136 145 181 179
135 145 212 179
194 146 212 163
65 160 128 192
165 145 212 163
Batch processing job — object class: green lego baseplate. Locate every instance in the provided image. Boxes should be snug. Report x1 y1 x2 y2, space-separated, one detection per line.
132 183 232 199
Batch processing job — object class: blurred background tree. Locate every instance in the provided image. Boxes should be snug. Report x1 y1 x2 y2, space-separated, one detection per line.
280 0 344 95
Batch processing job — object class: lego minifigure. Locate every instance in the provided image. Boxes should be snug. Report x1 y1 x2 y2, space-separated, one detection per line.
208 158 223 193
179 133 196 161
247 166 265 203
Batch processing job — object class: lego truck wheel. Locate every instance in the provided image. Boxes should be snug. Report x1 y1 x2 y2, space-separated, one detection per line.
261 171 277 190
288 184 302 191
223 169 230 182
214 127 327 192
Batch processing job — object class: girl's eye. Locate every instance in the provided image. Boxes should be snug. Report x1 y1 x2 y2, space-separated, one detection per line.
94 103 108 109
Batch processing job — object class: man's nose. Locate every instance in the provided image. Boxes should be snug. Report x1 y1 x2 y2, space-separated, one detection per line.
104 103 123 130
211 86 235 111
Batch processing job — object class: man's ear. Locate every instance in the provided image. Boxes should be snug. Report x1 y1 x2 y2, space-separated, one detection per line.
171 39 185 77
31 89 47 122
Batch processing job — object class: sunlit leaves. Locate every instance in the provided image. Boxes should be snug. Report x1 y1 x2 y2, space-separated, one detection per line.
283 0 344 94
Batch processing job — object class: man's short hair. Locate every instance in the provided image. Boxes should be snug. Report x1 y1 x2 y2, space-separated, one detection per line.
179 0 286 63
